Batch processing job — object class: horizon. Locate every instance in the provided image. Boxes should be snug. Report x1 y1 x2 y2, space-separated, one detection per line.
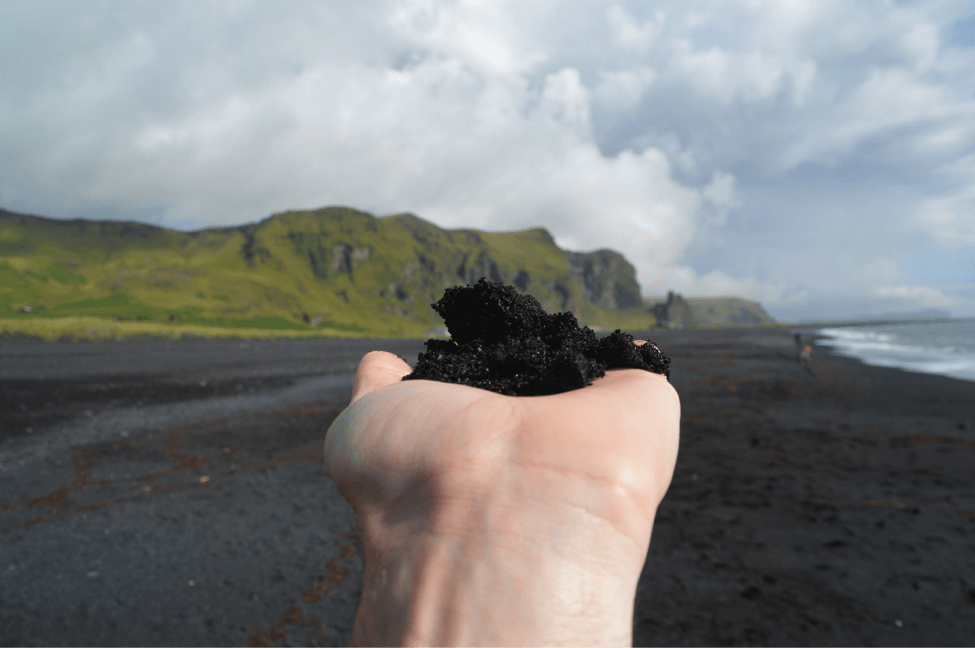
1 2 973 322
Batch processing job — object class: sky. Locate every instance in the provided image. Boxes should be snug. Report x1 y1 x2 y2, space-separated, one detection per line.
1 0 974 321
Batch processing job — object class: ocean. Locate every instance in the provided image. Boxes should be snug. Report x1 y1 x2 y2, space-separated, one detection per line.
815 319 975 383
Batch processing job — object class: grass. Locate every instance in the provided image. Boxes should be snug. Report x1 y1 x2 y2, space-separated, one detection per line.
0 316 404 342
1 305 659 343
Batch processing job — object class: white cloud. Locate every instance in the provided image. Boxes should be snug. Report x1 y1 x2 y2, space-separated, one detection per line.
667 41 785 105
700 171 738 227
875 285 958 308
911 168 975 245
903 22 940 70
383 0 545 78
651 265 792 305
592 67 656 110
539 68 591 135
607 4 664 50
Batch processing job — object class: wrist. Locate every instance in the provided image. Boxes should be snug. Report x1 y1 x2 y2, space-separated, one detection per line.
350 491 652 646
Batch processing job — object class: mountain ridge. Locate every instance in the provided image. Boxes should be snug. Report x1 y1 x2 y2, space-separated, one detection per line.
1 206 775 338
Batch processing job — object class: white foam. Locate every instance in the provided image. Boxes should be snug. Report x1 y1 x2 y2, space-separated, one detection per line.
817 321 975 383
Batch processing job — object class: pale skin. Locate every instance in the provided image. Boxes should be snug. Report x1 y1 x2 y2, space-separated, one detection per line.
324 341 681 646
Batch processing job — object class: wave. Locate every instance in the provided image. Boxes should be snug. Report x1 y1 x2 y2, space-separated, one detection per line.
816 320 975 383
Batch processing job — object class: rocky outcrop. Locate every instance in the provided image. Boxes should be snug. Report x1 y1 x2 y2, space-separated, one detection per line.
649 291 698 329
565 249 643 311
286 232 370 280
645 295 777 328
456 249 502 285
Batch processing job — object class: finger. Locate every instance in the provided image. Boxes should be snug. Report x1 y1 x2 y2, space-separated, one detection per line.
634 339 661 353
349 350 413 405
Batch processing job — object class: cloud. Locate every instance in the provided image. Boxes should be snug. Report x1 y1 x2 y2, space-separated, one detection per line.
652 265 792 306
592 67 657 110
539 68 592 136
700 171 738 227
383 0 546 78
875 285 957 308
667 41 787 105
2 0 975 320
910 154 975 245
607 4 664 50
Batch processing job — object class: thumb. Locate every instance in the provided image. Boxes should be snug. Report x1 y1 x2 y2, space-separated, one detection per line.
349 350 413 405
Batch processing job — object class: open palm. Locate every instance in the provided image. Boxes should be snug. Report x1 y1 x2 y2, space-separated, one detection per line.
324 345 681 645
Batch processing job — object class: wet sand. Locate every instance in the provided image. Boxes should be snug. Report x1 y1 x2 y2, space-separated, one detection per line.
1 329 974 646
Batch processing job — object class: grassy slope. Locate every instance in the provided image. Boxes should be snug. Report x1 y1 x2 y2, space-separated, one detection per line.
1 207 656 340
686 297 776 327
643 295 777 327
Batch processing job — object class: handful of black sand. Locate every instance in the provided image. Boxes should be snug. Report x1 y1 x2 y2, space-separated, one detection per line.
402 278 671 396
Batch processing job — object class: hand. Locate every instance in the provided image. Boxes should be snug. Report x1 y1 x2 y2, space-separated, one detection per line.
324 342 681 646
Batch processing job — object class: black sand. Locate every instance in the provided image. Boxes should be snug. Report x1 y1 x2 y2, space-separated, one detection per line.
1 328 974 646
403 279 670 396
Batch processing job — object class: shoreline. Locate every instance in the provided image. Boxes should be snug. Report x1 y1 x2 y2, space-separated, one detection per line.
788 315 975 329
811 320 975 385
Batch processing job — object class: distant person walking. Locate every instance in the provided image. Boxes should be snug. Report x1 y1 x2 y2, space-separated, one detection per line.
795 333 814 375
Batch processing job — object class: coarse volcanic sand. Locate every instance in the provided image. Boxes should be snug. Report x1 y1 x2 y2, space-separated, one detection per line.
404 279 670 395
1 329 974 646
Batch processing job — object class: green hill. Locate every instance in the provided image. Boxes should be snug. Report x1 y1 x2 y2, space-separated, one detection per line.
645 293 776 328
685 296 776 327
1 206 661 339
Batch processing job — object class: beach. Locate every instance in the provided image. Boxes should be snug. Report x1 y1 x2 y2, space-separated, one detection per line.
1 328 973 646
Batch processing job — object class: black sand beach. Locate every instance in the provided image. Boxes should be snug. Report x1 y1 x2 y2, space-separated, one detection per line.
1 328 973 646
